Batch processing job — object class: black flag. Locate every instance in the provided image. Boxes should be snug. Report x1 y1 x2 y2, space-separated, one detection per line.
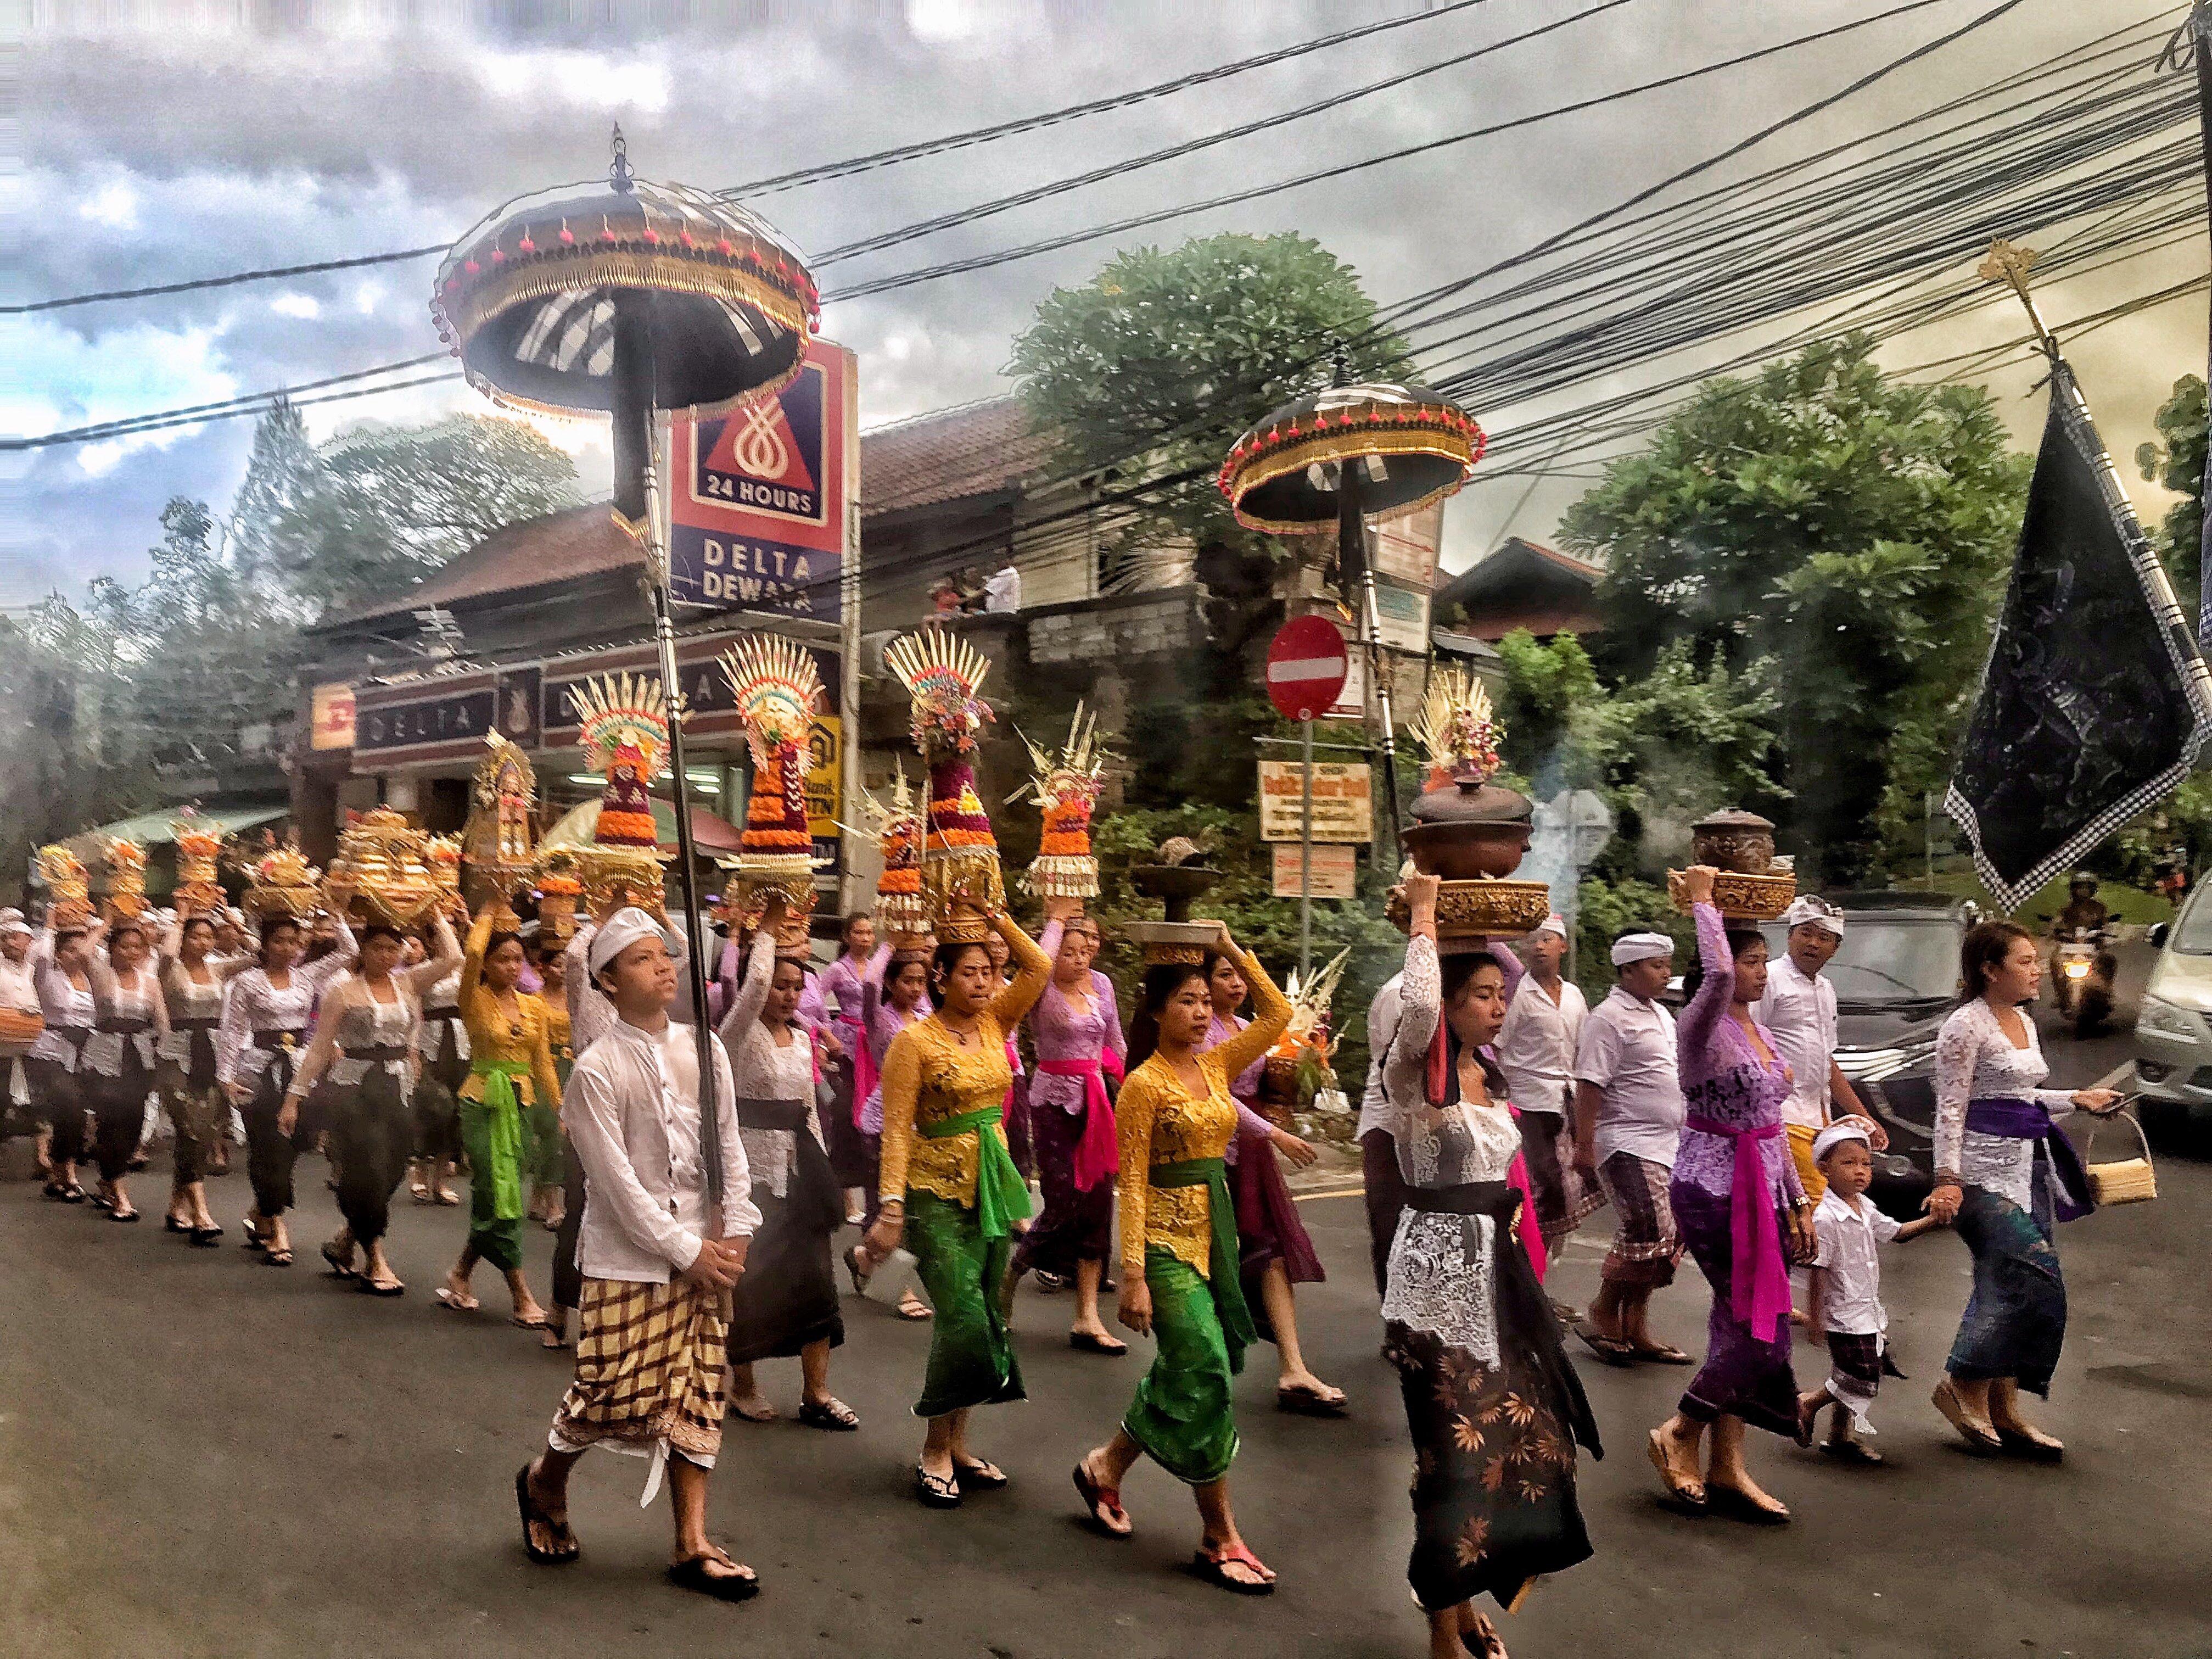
1946 362 2212 911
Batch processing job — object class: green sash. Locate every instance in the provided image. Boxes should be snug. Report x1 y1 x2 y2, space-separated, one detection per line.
468 1058 528 1222
919 1105 1032 1241
1149 1157 1257 1371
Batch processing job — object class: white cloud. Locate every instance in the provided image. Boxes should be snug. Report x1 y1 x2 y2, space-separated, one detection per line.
3 319 239 475
76 177 141 229
268 291 322 320
352 280 386 315
475 48 670 115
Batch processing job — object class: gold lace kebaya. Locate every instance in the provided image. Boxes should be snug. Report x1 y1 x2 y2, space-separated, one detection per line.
1115 948 1290 1277
876 919 1049 1209
457 909 563 1110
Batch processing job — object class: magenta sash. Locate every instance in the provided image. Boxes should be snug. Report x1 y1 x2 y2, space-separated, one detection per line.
1041 1049 1125 1192
1687 1115 1790 1337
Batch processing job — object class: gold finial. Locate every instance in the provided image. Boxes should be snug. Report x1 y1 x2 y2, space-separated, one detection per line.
1977 238 2058 361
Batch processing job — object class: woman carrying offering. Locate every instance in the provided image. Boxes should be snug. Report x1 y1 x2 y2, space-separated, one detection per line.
863 911 1051 1507
437 903 561 1327
410 939 469 1207
1071 923 1289 1596
83 916 168 1222
1380 875 1600 1659
154 907 232 1244
717 898 855 1429
1011 912 1128 1354
845 936 936 1321
1647 867 1809 1522
217 911 356 1266
1925 921 2122 1460
1200 946 1343 1416
27 915 98 1204
289 911 462 1295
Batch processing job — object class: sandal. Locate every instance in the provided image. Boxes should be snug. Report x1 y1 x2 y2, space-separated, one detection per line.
514 1465 579 1565
191 1225 224 1247
264 1248 294 1267
41 1181 70 1202
1072 1460 1130 1536
1995 1423 2064 1463
1576 1326 1636 1368
1645 1427 1706 1510
1707 1482 1790 1526
1276 1381 1349 1417
320 1241 356 1280
435 1287 481 1314
727 1399 779 1425
59 1183 87 1204
666 1552 757 1602
914 1465 962 1509
360 1275 405 1297
1191 1540 1275 1596
842 1244 872 1295
951 1456 1006 1490
242 1219 266 1250
540 1326 570 1351
166 1214 191 1233
1931 1381 2003 1455
1820 1438 1883 1466
797 1397 860 1432
509 1311 550 1331
1628 1340 1694 1366
109 1206 141 1223
1069 1331 1128 1357
895 1290 933 1321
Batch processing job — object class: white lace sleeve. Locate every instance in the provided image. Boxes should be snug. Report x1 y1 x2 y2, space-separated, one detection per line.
1931 1002 1982 1179
1380 934 1441 1142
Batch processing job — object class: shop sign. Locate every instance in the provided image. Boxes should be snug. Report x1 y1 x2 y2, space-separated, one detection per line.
310 682 356 751
1371 500 1443 590
668 337 856 621
1271 842 1358 900
1372 581 1431 652
1258 760 1374 844
806 715 842 867
354 684 497 758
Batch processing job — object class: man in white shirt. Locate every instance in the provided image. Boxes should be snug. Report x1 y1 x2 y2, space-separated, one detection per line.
521 909 763 1601
1572 930 1688 1363
1496 916 1596 1264
1356 970 1404 1297
0 911 40 1158
1754 895 1877 1203
982 559 1021 614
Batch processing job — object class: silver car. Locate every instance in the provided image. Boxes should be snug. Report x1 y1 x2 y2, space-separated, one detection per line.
2130 887 2212 1154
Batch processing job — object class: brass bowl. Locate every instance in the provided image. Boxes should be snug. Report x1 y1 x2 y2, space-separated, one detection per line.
1386 878 1552 941
1667 867 1795 922
1400 819 1533 881
1125 919 1219 965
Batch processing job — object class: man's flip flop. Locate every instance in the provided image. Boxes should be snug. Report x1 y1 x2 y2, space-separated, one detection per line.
1629 1342 1694 1366
667 1554 758 1601
1575 1327 1636 1367
1191 1541 1275 1596
514 1465 579 1566
435 1287 480 1313
1276 1382 1349 1417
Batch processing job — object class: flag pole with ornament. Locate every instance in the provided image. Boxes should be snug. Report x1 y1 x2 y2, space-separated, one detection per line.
719 633 827 948
884 627 1003 943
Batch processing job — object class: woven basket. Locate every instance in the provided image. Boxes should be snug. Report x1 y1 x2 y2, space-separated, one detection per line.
2084 1109 2157 1206
0 1008 45 1047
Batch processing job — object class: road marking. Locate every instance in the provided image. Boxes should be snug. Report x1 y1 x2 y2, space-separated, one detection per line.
1291 1185 1368 1204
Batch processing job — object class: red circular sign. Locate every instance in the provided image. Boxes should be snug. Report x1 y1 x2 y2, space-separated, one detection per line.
1265 615 1349 722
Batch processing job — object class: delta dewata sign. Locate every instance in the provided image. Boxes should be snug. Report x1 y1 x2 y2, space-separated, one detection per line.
668 337 856 620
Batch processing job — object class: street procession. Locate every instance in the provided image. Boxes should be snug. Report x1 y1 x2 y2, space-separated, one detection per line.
8 5 2212 1657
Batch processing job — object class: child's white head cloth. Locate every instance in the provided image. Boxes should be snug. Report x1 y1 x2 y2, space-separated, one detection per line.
1812 1121 1871 1163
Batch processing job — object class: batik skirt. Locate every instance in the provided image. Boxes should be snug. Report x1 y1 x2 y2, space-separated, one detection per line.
1947 1180 2066 1397
908 1191 1024 1418
1598 1152 1679 1288
1013 1100 1114 1281
1670 1181 1799 1438
551 1276 729 1470
1517 1112 1603 1251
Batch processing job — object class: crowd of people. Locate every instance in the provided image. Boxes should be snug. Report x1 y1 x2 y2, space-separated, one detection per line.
0 858 2126 1658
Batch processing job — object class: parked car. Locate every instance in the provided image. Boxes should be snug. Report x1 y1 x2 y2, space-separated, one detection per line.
1763 891 1975 1222
2127 887 2212 1158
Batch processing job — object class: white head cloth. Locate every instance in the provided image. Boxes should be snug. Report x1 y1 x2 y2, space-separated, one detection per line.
589 907 682 978
1782 896 1845 937
1812 1121 1871 1163
1535 914 1570 941
0 908 30 938
1611 931 1675 968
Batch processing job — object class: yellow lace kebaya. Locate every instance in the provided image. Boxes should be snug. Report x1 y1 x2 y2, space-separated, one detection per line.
1115 947 1290 1277
877 919 1049 1209
457 909 563 1110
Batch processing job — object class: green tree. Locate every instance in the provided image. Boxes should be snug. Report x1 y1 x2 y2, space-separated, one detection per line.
2136 372 2205 613
1560 334 2028 882
267 414 580 618
1007 232 1413 561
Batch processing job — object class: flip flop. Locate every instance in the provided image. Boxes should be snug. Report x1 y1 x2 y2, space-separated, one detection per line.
1707 1483 1791 1526
514 1465 579 1566
951 1456 1006 1490
165 1214 191 1233
1645 1427 1706 1511
321 1241 355 1279
360 1277 406 1298
666 1554 757 1601
1072 1461 1130 1536
191 1226 224 1247
1820 1438 1883 1466
914 1465 961 1509
1576 1327 1636 1368
1276 1382 1350 1417
264 1248 294 1267
435 1287 481 1313
727 1400 779 1424
1628 1342 1694 1366
509 1312 550 1331
842 1244 872 1295
1069 1331 1128 1357
1191 1541 1275 1596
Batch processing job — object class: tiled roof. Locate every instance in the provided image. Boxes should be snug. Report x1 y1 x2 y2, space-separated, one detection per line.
324 502 640 627
861 396 1058 518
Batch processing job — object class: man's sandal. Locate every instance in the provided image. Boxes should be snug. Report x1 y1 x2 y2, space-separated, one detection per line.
514 1465 579 1565
1191 1540 1275 1596
666 1553 758 1601
797 1397 860 1432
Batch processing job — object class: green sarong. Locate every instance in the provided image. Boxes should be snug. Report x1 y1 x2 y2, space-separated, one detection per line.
1123 1248 1240 1485
919 1105 1033 1239
460 1059 528 1272
907 1191 1026 1418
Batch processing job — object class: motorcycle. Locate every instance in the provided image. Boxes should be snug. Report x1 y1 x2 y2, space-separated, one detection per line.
2051 926 2117 1035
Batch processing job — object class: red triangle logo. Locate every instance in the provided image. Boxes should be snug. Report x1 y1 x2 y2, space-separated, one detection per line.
704 398 817 492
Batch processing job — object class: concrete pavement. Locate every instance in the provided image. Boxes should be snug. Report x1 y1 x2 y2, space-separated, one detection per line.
4 1102 2207 1658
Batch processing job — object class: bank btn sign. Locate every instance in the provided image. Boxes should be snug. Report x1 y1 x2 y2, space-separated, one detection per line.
668 336 856 621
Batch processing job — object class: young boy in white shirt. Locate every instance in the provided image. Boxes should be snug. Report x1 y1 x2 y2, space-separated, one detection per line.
1795 1121 1941 1463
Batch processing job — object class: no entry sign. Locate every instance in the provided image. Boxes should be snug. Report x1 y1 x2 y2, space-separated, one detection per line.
1265 615 1349 722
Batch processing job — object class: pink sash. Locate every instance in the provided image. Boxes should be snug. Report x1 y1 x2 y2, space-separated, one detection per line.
842 1015 877 1131
1505 1108 1547 1283
1040 1049 1125 1191
1688 1115 1790 1337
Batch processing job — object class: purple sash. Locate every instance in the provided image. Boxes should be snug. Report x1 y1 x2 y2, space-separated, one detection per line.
1965 1098 2093 1222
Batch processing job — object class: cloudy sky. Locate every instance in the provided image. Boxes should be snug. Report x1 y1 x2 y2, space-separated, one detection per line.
8 0 2200 609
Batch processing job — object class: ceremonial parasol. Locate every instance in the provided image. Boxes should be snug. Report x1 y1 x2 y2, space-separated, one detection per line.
431 127 819 1210
1218 361 1484 846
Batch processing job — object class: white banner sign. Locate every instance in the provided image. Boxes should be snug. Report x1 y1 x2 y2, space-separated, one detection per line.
1272 842 1358 900
1258 760 1374 844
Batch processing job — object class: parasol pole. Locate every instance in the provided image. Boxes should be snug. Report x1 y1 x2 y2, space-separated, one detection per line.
1339 459 1403 852
612 286 727 1215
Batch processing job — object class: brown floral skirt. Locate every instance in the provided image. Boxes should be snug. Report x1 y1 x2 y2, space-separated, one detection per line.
1386 1322 1595 1614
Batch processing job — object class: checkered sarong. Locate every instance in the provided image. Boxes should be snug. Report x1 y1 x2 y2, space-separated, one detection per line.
1598 1152 1681 1287
550 1277 727 1468
1823 1329 1885 1431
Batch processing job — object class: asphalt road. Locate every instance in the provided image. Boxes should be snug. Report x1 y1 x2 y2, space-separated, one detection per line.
5 1055 2208 1659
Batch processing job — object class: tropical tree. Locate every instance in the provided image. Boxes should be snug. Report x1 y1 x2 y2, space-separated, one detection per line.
2137 372 2205 613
